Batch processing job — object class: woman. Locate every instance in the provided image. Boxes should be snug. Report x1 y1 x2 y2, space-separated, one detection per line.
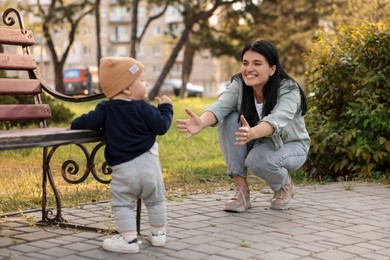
177 40 310 212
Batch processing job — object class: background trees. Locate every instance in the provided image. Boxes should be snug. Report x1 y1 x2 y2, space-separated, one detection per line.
148 0 242 99
25 0 95 94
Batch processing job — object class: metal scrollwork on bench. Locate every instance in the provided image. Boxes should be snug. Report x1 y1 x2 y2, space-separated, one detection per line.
2 8 25 30
2 8 31 55
40 142 111 224
90 142 112 184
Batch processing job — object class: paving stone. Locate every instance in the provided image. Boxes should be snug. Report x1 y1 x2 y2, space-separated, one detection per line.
313 248 359 260
8 243 39 253
0 182 389 260
38 247 77 257
25 252 55 259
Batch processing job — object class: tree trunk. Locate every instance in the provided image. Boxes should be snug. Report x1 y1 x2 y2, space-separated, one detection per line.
148 27 191 100
95 0 102 92
95 0 102 69
130 0 139 58
180 37 195 99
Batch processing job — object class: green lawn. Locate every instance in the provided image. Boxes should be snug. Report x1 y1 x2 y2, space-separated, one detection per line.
0 96 315 214
0 97 232 214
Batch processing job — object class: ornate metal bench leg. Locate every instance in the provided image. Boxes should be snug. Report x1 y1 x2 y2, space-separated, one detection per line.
38 142 142 233
40 146 63 224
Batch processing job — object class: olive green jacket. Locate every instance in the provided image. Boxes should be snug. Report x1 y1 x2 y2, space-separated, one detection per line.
205 78 310 153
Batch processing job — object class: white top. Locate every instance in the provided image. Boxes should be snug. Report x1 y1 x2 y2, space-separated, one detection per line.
254 95 263 119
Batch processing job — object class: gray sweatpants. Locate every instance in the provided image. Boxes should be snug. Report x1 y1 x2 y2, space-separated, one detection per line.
110 143 166 232
218 112 308 191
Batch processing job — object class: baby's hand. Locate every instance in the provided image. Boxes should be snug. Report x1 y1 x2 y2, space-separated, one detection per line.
155 95 172 105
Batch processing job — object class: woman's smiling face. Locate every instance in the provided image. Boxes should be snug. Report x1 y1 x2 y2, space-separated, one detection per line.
241 50 276 89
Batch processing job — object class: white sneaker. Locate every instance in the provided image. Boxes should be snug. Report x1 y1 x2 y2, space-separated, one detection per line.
147 230 166 246
102 235 141 253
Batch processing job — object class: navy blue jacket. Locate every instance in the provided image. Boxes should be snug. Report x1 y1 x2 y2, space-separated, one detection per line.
71 100 173 166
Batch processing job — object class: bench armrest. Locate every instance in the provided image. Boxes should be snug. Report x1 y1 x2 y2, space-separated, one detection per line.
35 70 106 102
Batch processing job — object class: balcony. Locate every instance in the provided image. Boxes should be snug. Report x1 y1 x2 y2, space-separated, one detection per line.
109 35 130 44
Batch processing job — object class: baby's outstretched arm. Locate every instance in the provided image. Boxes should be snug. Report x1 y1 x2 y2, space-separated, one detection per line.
155 95 172 105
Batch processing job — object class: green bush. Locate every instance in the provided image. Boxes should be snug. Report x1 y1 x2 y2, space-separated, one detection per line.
41 94 75 125
304 20 390 181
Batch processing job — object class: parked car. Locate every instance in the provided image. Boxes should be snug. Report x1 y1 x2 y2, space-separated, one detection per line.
149 79 204 97
63 67 100 96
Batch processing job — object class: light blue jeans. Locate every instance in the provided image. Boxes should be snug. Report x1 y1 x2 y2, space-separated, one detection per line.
110 143 166 232
218 112 308 191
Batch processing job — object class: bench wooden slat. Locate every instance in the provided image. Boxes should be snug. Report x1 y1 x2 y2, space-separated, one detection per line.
0 53 37 70
0 78 42 94
0 28 35 46
0 104 51 121
0 128 103 150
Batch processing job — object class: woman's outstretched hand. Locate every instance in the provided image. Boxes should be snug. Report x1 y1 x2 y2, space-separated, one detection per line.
235 115 253 146
176 108 202 139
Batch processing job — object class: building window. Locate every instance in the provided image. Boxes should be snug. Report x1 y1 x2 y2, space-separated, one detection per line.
152 25 160 36
138 6 146 17
84 45 92 56
114 26 129 42
137 26 143 38
115 46 128 56
111 6 131 22
153 64 161 75
153 44 161 56
138 45 145 57
171 63 182 76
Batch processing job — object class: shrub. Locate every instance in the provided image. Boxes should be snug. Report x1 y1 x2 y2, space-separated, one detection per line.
304 20 390 181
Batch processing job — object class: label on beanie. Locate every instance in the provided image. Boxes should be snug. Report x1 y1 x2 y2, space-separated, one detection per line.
129 64 139 74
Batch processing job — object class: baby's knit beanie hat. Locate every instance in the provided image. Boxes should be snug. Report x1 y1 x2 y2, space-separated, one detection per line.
99 57 144 99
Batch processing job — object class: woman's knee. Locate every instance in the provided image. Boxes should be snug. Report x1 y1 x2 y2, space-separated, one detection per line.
245 151 277 177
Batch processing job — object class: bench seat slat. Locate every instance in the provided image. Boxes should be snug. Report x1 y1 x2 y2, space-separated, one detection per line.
0 128 103 150
0 78 42 94
0 28 35 46
0 53 37 70
0 104 51 120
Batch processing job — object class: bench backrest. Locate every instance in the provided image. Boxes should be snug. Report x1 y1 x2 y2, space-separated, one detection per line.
0 14 51 128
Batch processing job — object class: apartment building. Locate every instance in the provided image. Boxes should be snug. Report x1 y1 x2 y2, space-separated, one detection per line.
3 0 237 97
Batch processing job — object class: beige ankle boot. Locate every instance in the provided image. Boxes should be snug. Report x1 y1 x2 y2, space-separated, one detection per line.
270 178 295 210
223 185 251 212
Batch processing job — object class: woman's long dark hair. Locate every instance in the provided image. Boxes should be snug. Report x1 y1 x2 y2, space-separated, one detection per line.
235 40 307 127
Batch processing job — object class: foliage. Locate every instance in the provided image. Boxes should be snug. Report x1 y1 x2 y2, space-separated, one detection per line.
198 0 389 80
325 0 389 28
42 94 75 125
200 0 328 78
304 20 390 181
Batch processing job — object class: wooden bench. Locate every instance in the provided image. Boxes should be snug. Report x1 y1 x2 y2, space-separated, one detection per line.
0 8 141 233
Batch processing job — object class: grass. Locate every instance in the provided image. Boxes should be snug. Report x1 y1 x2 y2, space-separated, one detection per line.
0 96 316 214
0 97 231 214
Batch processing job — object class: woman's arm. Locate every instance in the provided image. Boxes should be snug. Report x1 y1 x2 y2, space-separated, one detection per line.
176 109 217 139
235 80 300 146
235 115 274 146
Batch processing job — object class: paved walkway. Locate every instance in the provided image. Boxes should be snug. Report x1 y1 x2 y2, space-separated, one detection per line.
0 182 389 260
